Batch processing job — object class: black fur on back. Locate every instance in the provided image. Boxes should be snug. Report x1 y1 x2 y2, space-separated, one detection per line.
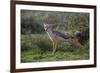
52 31 73 39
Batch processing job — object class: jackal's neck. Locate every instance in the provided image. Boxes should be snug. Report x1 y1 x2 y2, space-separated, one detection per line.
46 28 53 34
46 28 53 41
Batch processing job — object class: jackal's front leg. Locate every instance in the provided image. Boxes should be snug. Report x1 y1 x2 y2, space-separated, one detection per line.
52 42 57 54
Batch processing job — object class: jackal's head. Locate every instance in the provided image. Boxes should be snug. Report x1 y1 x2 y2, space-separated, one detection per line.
43 24 53 31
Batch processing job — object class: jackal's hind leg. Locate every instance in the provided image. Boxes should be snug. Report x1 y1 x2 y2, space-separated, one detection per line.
72 39 84 49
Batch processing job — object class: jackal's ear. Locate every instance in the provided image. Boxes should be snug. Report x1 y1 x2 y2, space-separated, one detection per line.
43 23 52 27
43 23 48 26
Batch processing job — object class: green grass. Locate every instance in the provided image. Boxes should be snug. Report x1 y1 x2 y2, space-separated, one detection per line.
21 34 89 63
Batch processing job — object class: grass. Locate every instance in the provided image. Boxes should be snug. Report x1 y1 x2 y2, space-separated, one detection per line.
21 34 89 63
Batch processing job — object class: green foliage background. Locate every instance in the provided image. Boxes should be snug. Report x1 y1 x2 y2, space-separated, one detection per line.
21 10 89 62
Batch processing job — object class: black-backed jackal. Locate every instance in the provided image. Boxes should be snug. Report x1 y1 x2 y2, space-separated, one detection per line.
43 24 83 54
